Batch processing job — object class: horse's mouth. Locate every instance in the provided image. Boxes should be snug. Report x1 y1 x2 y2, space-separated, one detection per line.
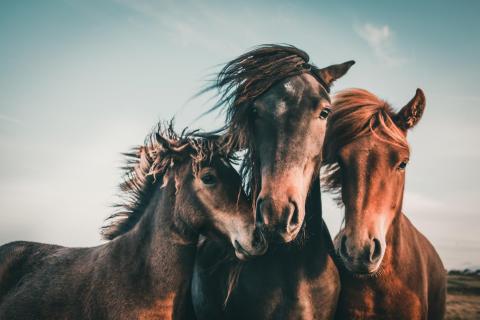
340 257 385 278
333 248 384 278
234 240 252 261
346 265 385 279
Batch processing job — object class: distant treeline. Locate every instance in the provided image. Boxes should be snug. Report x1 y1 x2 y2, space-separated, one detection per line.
448 269 480 276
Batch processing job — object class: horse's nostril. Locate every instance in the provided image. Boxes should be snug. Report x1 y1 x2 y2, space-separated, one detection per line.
286 202 299 233
255 199 264 226
340 235 348 258
252 228 267 251
370 238 382 263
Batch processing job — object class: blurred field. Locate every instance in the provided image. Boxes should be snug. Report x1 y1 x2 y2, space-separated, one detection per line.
446 273 480 320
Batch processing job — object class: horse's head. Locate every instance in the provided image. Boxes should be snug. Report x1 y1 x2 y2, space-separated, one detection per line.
323 88 426 274
251 70 353 243
155 127 267 260
214 45 354 243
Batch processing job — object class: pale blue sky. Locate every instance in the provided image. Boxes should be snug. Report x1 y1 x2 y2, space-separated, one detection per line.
1 0 479 269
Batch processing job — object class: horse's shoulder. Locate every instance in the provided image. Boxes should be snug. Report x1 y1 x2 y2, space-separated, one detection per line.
1 241 64 263
0 242 39 300
400 213 446 316
0 241 64 293
0 241 42 271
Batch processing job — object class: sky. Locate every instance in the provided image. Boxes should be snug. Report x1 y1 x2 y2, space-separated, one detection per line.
0 0 479 269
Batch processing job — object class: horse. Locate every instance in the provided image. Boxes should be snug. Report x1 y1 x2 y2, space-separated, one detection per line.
192 44 354 319
0 122 267 319
322 88 446 319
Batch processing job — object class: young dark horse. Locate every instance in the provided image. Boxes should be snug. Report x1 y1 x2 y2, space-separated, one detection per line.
192 45 354 318
0 123 267 319
322 89 446 319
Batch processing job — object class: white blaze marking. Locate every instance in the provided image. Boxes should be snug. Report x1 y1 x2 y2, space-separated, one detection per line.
284 81 296 95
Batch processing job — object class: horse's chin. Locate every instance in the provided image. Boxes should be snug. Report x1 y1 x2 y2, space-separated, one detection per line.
266 220 305 245
341 260 384 278
234 251 250 261
233 240 253 261
273 233 296 244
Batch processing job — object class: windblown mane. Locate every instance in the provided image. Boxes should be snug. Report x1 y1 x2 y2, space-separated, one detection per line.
203 44 320 202
322 89 409 203
102 122 227 240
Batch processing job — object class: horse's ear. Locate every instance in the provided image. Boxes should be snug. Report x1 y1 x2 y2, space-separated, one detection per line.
395 88 426 130
156 132 172 151
318 60 355 87
155 133 182 165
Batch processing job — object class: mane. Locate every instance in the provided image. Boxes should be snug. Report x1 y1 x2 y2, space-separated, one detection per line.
202 44 321 202
322 88 409 203
101 122 227 240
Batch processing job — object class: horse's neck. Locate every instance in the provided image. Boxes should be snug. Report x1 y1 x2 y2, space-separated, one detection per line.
110 180 198 300
382 213 413 273
304 177 325 237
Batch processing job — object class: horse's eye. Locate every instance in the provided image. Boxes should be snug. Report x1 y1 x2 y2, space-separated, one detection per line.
319 108 331 120
200 173 217 186
398 160 409 170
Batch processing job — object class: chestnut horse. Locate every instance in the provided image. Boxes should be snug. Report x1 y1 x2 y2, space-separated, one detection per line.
192 45 354 319
0 123 266 319
322 89 446 319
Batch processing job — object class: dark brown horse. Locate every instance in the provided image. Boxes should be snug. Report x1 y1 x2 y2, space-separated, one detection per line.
322 89 446 319
0 123 267 319
192 45 354 319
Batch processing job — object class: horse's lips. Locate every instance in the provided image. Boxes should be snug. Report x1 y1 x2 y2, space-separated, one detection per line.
338 252 383 276
234 240 252 260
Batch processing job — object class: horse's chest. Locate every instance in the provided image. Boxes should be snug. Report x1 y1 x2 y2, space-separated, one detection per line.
284 279 338 319
339 281 425 320
232 261 338 319
136 293 176 320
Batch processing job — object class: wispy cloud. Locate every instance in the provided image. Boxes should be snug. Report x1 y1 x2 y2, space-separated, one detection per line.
355 23 405 66
113 0 243 53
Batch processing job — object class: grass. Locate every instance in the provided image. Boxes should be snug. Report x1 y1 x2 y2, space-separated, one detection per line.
446 274 480 320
